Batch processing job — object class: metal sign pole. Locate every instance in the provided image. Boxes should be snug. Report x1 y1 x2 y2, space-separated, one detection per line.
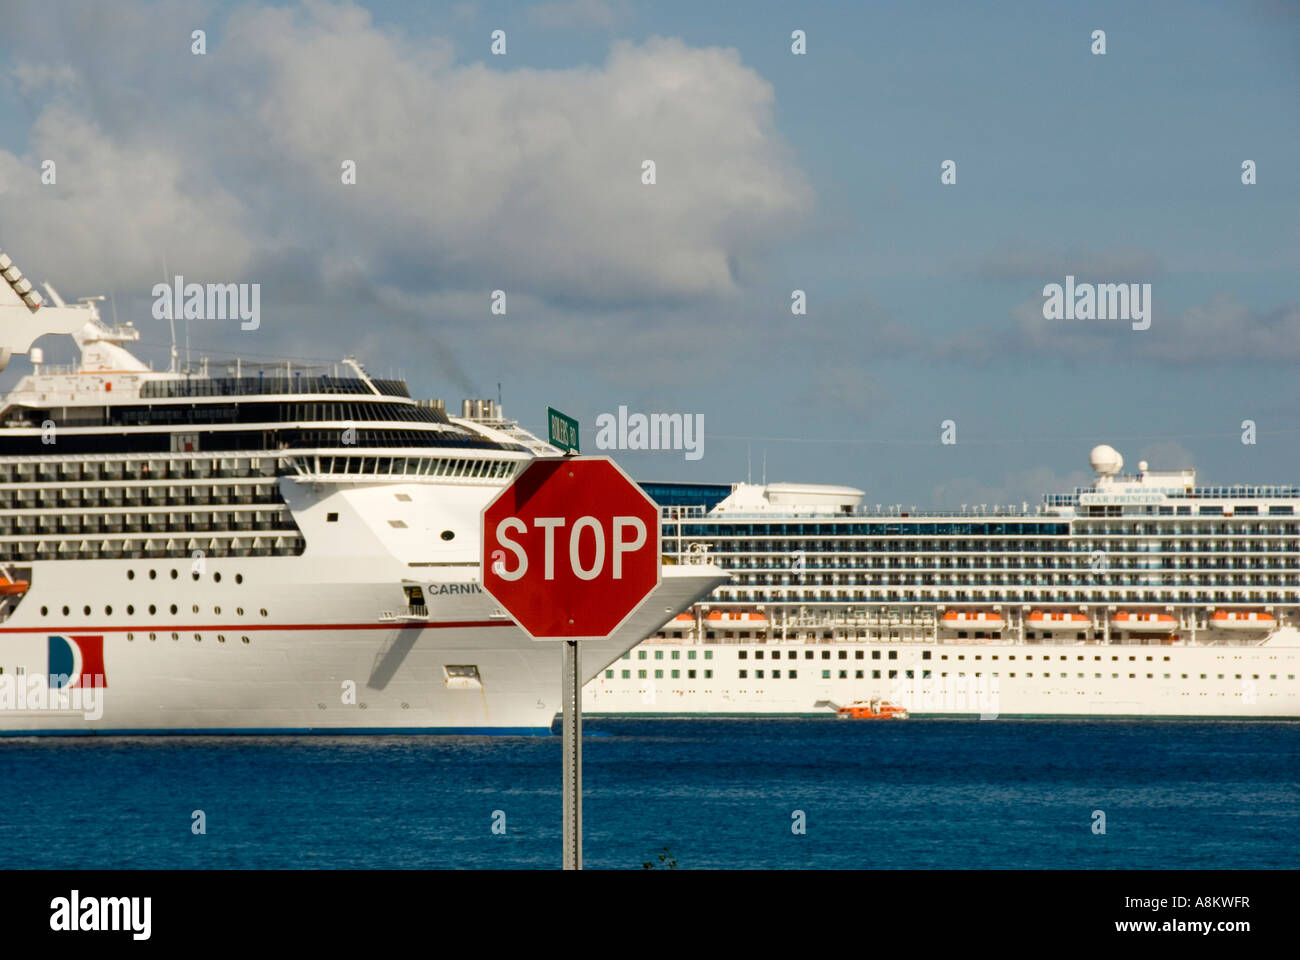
561 639 582 870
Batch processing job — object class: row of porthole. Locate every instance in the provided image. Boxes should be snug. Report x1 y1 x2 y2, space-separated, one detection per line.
125 633 251 644
126 569 244 584
41 604 268 617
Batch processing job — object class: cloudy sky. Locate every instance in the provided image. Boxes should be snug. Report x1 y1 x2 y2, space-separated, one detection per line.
0 0 1297 506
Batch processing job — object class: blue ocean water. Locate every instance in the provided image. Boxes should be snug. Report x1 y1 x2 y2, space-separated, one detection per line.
2 718 1296 869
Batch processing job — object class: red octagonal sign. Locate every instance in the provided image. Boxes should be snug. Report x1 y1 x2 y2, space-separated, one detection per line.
481 456 661 640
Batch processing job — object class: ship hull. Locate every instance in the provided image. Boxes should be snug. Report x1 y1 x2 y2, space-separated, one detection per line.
583 638 1300 718
0 559 727 734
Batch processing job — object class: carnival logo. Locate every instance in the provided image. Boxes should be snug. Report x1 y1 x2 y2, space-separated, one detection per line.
48 635 108 689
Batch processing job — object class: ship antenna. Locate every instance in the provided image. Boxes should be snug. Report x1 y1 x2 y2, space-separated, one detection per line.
163 256 177 373
762 449 766 485
747 443 752 484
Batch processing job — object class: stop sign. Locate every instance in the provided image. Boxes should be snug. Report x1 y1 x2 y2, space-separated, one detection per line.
481 456 661 639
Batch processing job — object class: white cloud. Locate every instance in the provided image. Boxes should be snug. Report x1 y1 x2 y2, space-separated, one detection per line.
0 1 811 315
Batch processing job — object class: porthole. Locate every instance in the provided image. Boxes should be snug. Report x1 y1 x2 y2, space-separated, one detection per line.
440 530 454 541
218 635 225 643
127 605 134 615
171 632 179 641
191 571 200 581
83 605 90 616
194 634 201 642
62 606 69 615
149 569 157 580
149 632 156 641
170 604 178 614
214 606 221 615
40 606 48 616
260 608 268 617
170 569 177 579
127 633 134 641
235 574 243 585
149 604 157 615
127 570 135 580
192 604 199 614
241 636 250 644
236 607 244 616
214 572 222 583
105 606 112 616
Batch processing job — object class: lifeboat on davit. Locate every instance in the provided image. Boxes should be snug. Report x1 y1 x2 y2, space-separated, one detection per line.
1112 610 1177 633
705 610 771 631
941 610 1005 630
837 698 909 720
1026 610 1092 631
1210 610 1276 631
0 575 29 595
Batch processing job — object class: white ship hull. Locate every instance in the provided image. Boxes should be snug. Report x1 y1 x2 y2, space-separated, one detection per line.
584 633 1300 718
0 561 723 734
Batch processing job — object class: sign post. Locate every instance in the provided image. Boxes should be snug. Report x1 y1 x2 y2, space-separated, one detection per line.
481 456 660 870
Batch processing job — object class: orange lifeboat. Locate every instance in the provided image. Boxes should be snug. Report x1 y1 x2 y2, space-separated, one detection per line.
1112 610 1177 633
941 610 1005 631
1026 610 1092 630
837 698 909 720
705 610 771 631
0 576 29 595
1210 610 1276 631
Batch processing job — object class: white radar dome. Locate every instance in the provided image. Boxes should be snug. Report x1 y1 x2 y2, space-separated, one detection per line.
1090 445 1123 476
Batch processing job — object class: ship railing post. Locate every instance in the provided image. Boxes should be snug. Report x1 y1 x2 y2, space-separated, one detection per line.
562 638 582 870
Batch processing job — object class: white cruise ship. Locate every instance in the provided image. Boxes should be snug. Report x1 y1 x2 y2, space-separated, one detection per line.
587 449 1300 717
0 246 726 734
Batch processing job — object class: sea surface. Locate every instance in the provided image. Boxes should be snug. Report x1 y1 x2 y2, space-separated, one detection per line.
2 718 1296 869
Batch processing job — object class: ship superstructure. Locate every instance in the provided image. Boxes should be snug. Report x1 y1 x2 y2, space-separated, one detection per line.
590 447 1300 717
0 246 726 733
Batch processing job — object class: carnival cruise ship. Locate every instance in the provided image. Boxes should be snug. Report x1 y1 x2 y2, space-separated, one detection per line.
0 246 726 734
588 449 1300 717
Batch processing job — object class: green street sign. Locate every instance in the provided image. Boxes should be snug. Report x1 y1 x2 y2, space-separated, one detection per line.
547 407 580 453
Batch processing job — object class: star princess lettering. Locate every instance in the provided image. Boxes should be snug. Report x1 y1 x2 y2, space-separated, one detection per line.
50 890 151 940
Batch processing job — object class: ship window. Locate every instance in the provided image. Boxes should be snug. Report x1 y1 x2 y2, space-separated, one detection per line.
888 670 897 678
822 651 830 659
192 571 200 581
242 637 250 644
922 651 931 659
638 651 647 659
170 604 178 614
218 635 226 643
704 651 712 660
888 651 897 659
738 651 747 659
214 572 221 583
789 670 797 679
838 650 846 659
260 608 268 616
821 670 830 679
704 670 712 678
872 650 881 659
327 513 338 522
149 569 157 579
235 574 243 584
41 606 48 616
105 606 112 616
170 569 178 579
739 670 747 679
655 650 664 660
149 604 157 614
855 670 864 679
621 670 630 679
127 570 135 580
756 670 765 679
440 530 455 541
83 605 90 615
654 669 663 678
872 670 881 679
805 651 814 659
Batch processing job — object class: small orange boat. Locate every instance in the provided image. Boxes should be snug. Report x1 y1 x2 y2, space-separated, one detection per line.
0 576 29 595
837 697 909 720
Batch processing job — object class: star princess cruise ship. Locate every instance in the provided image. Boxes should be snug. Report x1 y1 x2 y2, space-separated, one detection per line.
0 245 727 734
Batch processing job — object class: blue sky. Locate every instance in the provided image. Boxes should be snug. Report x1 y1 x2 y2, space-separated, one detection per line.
0 0 1297 506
